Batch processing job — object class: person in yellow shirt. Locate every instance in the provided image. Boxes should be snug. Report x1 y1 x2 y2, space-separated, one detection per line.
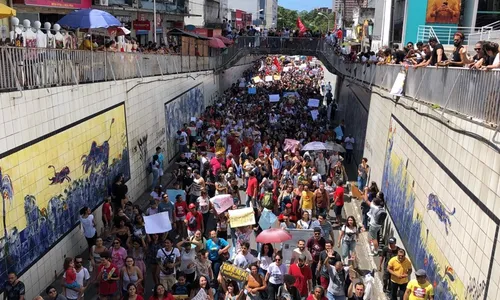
388 249 412 300
300 185 315 216
404 269 434 300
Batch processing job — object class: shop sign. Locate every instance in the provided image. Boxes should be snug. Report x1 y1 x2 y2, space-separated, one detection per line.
133 20 151 31
24 0 91 9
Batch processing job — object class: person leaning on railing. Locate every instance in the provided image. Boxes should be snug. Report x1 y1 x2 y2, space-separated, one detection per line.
480 41 500 70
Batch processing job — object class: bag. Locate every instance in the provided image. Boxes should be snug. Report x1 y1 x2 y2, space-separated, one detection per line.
374 208 387 225
188 215 197 230
146 161 153 173
262 192 274 209
160 248 176 275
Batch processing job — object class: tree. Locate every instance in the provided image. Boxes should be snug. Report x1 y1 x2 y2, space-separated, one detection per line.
277 6 336 33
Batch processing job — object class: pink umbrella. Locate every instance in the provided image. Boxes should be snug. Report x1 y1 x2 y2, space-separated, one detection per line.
214 35 234 45
208 37 227 49
256 228 292 244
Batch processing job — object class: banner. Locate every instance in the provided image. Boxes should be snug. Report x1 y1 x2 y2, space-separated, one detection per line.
265 75 273 82
210 194 234 214
166 189 186 204
310 110 319 121
273 75 281 81
248 87 257 94
220 262 250 282
426 0 460 24
283 91 300 98
144 212 172 234
25 0 91 8
283 138 300 153
253 76 261 83
390 71 406 97
269 94 280 102
282 229 314 265
308 99 320 107
228 207 255 227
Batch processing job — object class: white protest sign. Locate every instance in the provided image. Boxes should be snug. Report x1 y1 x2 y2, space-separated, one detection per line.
308 99 320 107
190 117 197 122
283 66 290 72
184 152 193 159
144 212 172 234
210 194 234 214
191 288 207 300
265 75 273 82
269 94 280 102
310 110 319 120
228 207 255 228
390 72 406 97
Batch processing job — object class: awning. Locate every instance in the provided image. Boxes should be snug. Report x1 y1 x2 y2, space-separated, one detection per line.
167 28 209 40
0 3 16 18
214 35 234 45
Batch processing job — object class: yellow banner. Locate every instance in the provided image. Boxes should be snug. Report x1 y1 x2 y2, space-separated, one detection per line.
228 207 255 228
220 262 250 282
252 76 261 83
273 75 281 81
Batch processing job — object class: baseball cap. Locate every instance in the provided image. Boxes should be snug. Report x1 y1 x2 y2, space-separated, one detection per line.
298 254 307 261
313 227 322 233
188 203 196 209
415 269 427 277
388 237 396 244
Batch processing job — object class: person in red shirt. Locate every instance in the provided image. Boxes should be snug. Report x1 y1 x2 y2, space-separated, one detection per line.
102 197 112 232
174 195 188 237
185 204 204 237
97 251 120 300
333 180 345 225
246 171 258 208
288 254 313 298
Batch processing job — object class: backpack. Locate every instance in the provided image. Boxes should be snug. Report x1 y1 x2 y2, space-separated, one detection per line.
146 161 153 173
374 208 387 225
188 215 197 230
262 192 274 209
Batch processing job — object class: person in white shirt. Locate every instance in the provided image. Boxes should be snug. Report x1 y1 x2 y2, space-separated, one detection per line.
265 254 288 299
156 238 181 290
79 207 96 249
344 135 355 164
63 256 90 300
290 239 313 265
233 242 256 269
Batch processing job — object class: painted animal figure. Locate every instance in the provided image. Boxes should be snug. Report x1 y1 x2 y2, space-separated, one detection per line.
426 193 455 234
48 165 71 185
0 167 13 242
81 118 115 173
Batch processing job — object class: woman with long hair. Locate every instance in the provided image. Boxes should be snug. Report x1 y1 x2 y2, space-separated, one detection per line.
246 263 267 300
257 243 274 276
296 211 312 229
126 236 147 277
122 283 144 300
79 206 97 251
189 275 214 300
109 238 127 269
338 216 359 265
120 257 144 297
90 237 107 274
148 284 174 300
146 234 163 285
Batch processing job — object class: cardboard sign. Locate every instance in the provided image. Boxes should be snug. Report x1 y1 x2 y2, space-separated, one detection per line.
308 99 320 107
166 189 186 204
253 76 261 83
191 288 207 300
265 75 273 82
390 71 406 97
228 207 255 227
351 183 363 199
220 262 250 282
269 94 280 102
283 66 290 72
210 194 234 214
144 212 172 234
273 75 281 81
248 87 257 94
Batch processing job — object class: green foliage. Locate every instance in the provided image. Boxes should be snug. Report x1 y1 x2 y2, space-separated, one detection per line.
277 6 336 33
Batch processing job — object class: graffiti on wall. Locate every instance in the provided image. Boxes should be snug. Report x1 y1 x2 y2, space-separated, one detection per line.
0 104 130 287
164 84 205 161
382 117 470 299
465 277 486 300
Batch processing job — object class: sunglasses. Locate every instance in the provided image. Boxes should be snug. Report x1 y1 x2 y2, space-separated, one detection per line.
475 48 481 51
275 258 281 261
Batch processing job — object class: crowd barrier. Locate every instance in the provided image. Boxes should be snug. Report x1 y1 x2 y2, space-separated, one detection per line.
0 36 498 125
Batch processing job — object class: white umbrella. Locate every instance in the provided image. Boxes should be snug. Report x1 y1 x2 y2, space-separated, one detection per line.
325 141 346 152
302 141 328 151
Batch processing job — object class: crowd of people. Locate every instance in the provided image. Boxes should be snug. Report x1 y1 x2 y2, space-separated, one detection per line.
3 54 440 300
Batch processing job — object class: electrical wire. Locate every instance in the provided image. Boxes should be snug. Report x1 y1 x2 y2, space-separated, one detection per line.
344 77 500 153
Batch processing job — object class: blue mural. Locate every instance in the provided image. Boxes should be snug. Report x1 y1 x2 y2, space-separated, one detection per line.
164 84 205 160
382 120 455 299
0 105 130 290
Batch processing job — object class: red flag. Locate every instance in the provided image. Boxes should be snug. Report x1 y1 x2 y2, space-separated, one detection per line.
272 57 281 73
296 17 308 36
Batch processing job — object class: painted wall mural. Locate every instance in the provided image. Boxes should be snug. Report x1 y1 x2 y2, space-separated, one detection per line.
0 104 130 287
164 84 205 161
382 116 468 299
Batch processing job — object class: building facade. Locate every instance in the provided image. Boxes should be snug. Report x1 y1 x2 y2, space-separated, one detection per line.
334 0 368 24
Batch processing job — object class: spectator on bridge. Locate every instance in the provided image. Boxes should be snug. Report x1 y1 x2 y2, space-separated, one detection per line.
468 41 487 69
428 37 448 66
446 32 468 67
413 44 432 69
481 41 500 70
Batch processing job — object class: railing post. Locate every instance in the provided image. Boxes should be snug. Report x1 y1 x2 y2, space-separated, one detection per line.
66 52 79 89
4 48 24 97
440 71 461 117
108 54 117 84
156 56 164 77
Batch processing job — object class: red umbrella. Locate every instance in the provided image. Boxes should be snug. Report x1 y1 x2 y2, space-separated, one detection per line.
256 228 292 243
208 37 227 49
214 35 234 45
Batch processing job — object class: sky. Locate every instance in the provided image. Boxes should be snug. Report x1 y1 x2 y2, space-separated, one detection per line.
278 0 334 12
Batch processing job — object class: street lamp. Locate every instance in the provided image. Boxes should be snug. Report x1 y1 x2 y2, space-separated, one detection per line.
318 12 330 33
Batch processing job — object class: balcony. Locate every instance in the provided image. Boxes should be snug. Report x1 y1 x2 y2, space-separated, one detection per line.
0 37 498 127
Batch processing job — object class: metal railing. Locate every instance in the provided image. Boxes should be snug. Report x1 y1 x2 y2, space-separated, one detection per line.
417 25 490 45
467 21 500 55
0 36 499 126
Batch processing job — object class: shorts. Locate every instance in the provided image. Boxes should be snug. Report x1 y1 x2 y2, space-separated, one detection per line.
160 274 176 291
334 205 343 217
368 225 381 240
175 215 186 222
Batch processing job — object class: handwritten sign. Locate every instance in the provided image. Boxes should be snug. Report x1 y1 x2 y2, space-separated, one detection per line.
273 75 281 81
253 76 261 83
310 109 319 121
248 87 256 94
283 66 290 72
166 189 186 204
144 212 172 234
220 262 250 282
191 288 207 300
269 94 280 102
210 194 234 214
228 207 255 228
265 75 273 82
308 99 320 107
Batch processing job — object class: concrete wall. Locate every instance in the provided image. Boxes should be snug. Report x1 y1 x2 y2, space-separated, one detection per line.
0 71 219 299
339 80 500 300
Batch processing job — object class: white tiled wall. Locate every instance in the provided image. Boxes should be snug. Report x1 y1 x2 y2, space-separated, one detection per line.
0 70 220 299
360 85 500 300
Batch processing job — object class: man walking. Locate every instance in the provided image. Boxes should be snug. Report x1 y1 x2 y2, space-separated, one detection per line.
388 249 412 300
404 269 434 300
